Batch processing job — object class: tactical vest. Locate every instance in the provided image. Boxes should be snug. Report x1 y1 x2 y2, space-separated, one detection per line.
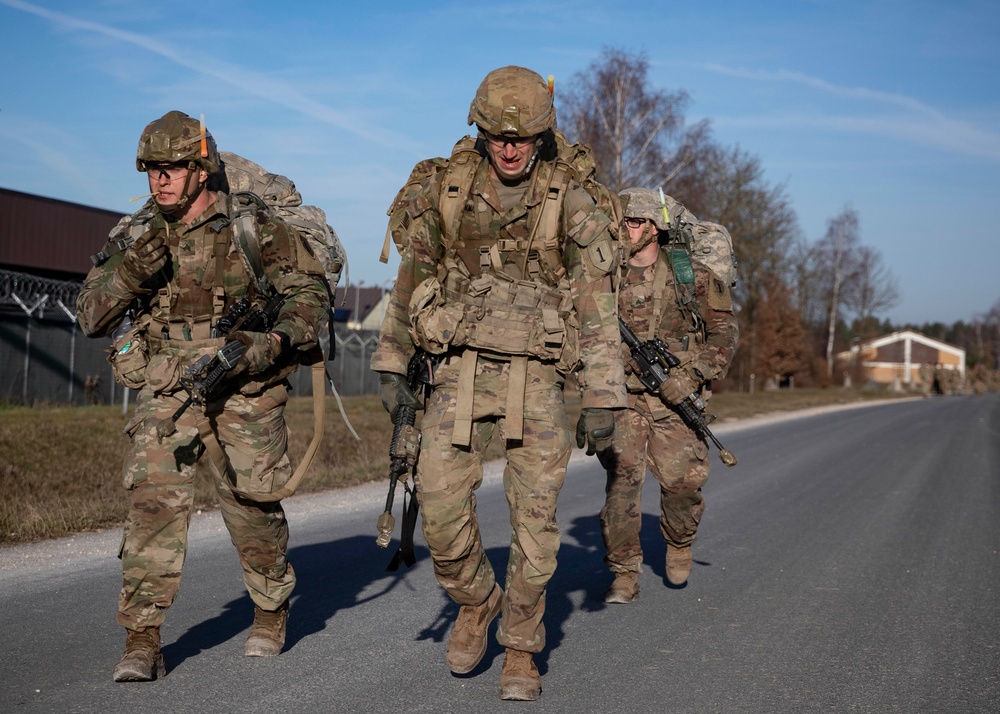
99 192 274 341
408 151 595 445
409 150 581 368
623 247 708 416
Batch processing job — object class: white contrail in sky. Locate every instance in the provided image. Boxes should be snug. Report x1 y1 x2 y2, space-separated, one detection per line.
0 0 398 148
700 63 1000 160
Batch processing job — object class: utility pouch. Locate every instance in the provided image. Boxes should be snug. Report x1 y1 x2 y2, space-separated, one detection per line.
665 248 695 285
108 313 151 389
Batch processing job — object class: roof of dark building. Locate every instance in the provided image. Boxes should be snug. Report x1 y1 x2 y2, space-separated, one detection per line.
0 187 124 280
333 285 386 322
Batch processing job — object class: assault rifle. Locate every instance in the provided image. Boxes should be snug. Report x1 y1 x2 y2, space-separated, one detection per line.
376 348 440 572
155 291 285 439
618 316 737 467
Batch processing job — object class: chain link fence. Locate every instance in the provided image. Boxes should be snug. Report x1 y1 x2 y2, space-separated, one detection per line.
0 268 381 406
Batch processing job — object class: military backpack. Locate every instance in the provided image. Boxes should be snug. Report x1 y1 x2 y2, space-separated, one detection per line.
652 192 738 289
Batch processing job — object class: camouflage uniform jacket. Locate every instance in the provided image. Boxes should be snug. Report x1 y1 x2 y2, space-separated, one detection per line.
371 155 626 409
620 249 739 420
77 191 328 389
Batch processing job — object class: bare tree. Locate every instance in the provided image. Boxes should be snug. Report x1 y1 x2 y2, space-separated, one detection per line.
687 144 802 385
844 245 900 326
791 238 826 329
558 48 711 192
689 144 799 309
815 206 862 378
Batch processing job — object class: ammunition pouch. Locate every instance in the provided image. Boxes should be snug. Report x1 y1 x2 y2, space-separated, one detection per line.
107 313 151 390
145 333 277 398
408 270 579 374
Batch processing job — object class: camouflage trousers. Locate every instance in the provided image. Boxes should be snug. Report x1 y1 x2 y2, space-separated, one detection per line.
416 353 571 653
597 403 709 574
116 383 296 631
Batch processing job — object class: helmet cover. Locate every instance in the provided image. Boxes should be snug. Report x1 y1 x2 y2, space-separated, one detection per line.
468 66 556 137
136 110 220 174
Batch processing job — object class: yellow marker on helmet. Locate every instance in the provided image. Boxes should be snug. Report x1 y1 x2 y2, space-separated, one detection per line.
658 187 671 226
547 75 554 97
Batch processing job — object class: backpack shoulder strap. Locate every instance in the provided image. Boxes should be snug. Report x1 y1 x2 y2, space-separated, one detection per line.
437 147 482 249
650 254 671 341
228 191 272 296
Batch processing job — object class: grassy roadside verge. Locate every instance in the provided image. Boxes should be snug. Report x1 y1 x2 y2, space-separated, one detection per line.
0 387 911 545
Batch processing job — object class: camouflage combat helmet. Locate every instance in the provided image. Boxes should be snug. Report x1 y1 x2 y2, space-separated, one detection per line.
468 66 556 137
136 110 221 174
619 187 672 231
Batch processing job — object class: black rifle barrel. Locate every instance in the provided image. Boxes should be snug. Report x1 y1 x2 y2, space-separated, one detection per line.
618 317 737 467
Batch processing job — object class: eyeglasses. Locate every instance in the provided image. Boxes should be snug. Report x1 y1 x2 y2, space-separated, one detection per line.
624 218 648 229
145 163 191 181
483 132 536 148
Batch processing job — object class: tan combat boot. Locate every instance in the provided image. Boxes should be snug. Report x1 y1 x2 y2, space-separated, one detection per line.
445 583 503 674
245 601 289 657
666 544 693 585
112 626 165 682
499 648 541 701
603 572 639 604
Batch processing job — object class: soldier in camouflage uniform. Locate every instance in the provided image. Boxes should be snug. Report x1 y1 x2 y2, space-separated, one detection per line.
597 188 738 604
76 111 328 682
371 66 625 700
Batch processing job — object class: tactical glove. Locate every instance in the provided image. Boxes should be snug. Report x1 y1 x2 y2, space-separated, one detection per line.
659 370 701 406
379 371 421 420
117 228 168 294
575 407 616 455
226 331 281 376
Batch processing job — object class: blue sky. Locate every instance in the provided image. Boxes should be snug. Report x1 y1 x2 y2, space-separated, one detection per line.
1 0 997 326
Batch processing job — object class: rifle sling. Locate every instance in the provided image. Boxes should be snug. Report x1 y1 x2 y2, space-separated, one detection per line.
199 359 327 503
385 480 419 572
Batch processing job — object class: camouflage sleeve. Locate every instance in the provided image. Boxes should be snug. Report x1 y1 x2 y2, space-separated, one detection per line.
76 234 143 338
370 182 443 375
562 185 627 409
689 262 739 380
259 217 329 350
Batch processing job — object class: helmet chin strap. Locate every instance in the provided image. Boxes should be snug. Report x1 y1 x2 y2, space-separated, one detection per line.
516 134 549 179
520 151 538 178
627 223 659 256
157 164 198 217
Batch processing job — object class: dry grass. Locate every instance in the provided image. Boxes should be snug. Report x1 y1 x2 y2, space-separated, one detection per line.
0 384 909 545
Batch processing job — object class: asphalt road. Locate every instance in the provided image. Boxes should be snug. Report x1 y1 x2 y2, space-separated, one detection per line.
1 394 997 713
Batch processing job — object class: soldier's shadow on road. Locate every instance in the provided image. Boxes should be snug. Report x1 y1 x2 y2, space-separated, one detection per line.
161 534 433 669
162 511 691 672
